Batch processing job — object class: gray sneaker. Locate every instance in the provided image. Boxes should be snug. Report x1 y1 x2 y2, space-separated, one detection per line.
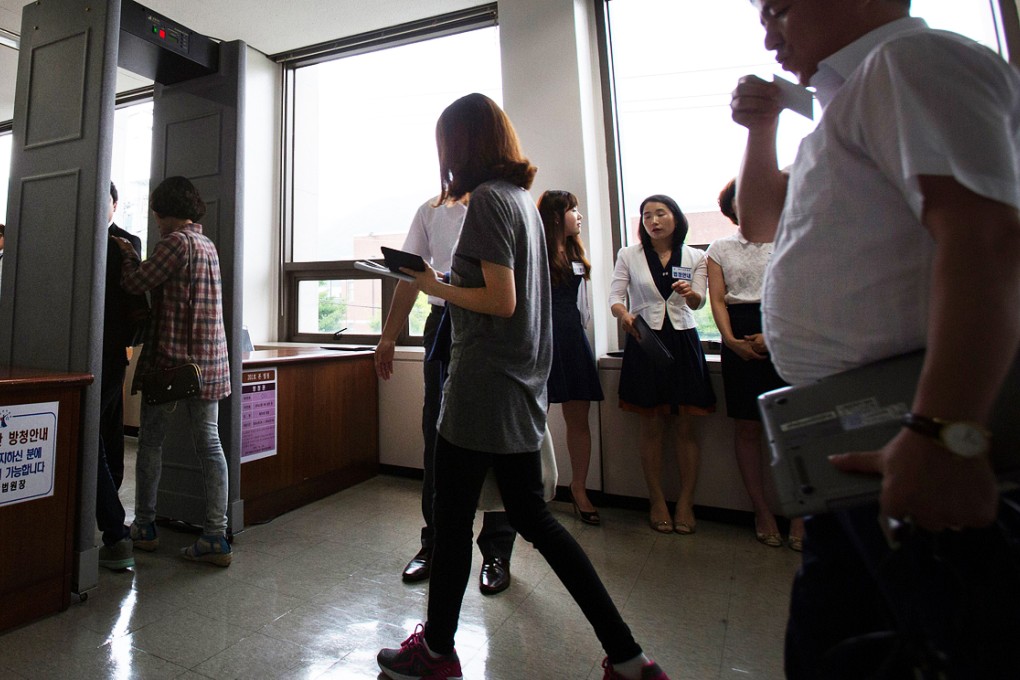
130 522 159 552
98 537 136 570
181 534 232 567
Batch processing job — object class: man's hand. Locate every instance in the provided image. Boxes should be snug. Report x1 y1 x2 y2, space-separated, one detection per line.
111 235 136 257
374 338 396 381
830 429 999 531
731 75 782 131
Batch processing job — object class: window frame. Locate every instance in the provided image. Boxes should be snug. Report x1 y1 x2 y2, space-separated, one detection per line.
283 260 399 345
275 4 498 345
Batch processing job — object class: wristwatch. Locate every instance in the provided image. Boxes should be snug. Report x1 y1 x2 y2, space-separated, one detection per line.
901 413 991 458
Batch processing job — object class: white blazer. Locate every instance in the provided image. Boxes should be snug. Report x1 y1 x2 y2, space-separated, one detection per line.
609 243 707 331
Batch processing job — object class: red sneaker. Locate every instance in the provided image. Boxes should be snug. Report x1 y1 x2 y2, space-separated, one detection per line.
378 624 463 680
602 656 671 680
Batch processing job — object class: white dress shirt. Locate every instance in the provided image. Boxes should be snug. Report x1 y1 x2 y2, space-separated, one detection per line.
401 198 467 307
763 18 1020 384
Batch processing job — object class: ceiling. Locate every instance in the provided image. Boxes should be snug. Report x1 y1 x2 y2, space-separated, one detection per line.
0 0 475 121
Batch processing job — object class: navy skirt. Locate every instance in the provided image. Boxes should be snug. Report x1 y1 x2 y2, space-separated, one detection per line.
618 317 715 414
720 303 787 420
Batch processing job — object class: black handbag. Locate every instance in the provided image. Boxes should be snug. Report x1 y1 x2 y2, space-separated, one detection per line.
142 363 203 405
141 231 204 405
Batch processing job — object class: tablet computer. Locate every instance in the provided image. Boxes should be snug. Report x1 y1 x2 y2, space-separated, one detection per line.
758 350 1020 517
633 315 674 370
381 246 426 274
354 259 415 282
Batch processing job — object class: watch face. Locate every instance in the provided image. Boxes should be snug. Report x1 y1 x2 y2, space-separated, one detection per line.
942 422 990 458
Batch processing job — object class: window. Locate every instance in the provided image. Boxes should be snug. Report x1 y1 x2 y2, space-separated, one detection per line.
604 0 1009 344
281 8 501 344
111 100 154 253
0 130 10 223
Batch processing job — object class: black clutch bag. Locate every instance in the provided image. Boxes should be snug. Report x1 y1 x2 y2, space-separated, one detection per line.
141 363 203 405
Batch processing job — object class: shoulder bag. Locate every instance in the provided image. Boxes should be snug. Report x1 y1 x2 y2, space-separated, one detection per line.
141 231 203 405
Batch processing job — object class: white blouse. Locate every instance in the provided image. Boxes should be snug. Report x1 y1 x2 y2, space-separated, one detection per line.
705 233 773 305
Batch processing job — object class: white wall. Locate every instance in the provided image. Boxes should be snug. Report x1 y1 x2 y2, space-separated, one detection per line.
242 46 281 344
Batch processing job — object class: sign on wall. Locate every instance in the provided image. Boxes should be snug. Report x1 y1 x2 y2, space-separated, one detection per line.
0 401 59 508
241 368 277 463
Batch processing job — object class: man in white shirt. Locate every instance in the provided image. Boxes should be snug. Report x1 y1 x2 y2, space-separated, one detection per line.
374 197 517 595
732 1 1020 676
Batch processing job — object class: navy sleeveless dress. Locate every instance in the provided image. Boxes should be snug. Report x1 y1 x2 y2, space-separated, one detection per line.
547 275 604 404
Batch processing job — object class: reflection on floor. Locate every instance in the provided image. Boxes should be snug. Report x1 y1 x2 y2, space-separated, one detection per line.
0 438 800 679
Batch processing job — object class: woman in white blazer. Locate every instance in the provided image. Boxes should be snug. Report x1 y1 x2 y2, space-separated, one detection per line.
609 194 715 535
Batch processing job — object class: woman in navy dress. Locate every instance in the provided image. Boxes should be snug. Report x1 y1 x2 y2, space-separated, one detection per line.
539 190 605 525
609 195 715 535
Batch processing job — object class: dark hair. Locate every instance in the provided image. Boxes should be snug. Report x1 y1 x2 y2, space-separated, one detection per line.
718 178 738 225
638 194 688 251
538 190 591 285
150 176 206 221
0 224 5 238
436 93 537 202
110 181 119 204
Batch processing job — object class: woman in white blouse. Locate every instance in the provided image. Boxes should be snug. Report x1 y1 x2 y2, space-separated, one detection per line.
706 179 804 551
609 195 715 535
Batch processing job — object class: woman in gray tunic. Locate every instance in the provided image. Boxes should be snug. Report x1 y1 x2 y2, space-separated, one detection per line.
377 93 670 680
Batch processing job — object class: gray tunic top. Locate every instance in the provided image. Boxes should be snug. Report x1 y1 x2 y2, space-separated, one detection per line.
438 180 552 453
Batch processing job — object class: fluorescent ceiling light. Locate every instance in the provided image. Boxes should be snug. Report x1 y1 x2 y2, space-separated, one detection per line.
0 27 19 50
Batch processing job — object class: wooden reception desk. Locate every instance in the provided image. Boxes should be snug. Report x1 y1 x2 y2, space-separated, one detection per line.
0 367 92 634
240 346 378 524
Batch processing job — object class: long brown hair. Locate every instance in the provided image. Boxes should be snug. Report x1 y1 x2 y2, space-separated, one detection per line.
538 190 591 286
436 93 537 202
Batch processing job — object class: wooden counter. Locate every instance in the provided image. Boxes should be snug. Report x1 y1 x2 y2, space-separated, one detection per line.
240 346 378 524
0 367 92 633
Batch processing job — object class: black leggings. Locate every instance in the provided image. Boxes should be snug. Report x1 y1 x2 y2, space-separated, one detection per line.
423 434 641 663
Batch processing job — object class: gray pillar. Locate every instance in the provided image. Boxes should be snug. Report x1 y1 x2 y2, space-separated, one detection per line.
2 0 123 595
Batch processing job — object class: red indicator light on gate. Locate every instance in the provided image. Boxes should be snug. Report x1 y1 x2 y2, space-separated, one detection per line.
159 29 165 39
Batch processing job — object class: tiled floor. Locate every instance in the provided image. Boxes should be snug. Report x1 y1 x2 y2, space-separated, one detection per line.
0 440 801 679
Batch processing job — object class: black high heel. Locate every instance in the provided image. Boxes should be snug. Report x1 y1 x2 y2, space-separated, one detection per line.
570 493 601 526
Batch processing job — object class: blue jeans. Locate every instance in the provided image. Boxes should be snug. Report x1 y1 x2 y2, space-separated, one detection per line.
135 398 228 536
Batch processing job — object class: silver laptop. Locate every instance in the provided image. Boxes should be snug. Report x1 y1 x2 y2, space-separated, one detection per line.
758 350 1020 517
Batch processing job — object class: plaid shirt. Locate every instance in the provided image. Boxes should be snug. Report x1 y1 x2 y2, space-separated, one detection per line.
121 224 231 400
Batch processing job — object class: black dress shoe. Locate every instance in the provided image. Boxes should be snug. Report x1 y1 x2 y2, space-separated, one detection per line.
402 547 432 583
479 557 511 595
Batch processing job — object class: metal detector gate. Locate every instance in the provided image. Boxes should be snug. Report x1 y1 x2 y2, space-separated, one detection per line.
2 0 244 594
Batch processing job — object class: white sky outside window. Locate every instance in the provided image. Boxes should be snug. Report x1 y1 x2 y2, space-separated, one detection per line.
608 0 1005 246
111 101 154 254
291 27 502 263
0 133 10 222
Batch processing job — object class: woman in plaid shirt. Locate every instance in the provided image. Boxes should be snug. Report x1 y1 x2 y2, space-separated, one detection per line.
115 176 232 567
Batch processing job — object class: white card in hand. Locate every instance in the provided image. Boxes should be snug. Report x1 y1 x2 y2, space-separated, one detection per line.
772 75 814 120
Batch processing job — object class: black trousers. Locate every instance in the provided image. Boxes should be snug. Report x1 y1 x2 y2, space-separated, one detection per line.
96 354 129 546
423 434 641 663
99 354 128 489
419 305 515 559
785 491 1020 679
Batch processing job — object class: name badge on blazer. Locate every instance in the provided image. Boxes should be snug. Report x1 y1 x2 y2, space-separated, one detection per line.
571 261 586 276
672 266 692 281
